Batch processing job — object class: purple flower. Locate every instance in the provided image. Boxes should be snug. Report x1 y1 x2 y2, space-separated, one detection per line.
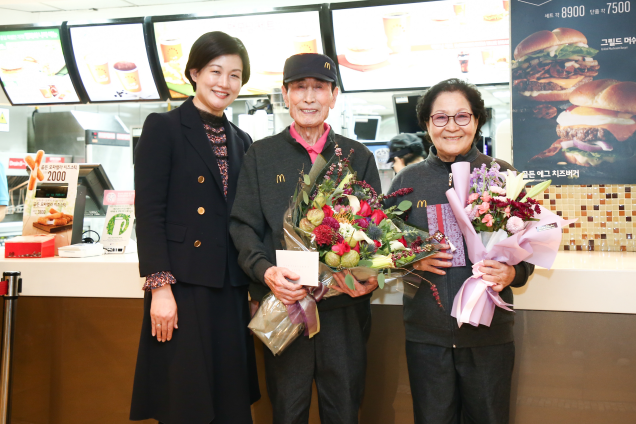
322 217 340 230
355 218 369 228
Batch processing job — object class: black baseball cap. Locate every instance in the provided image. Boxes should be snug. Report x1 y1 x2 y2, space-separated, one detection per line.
388 133 424 162
283 53 338 84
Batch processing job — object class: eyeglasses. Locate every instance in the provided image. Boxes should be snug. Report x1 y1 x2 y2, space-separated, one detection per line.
430 112 473 127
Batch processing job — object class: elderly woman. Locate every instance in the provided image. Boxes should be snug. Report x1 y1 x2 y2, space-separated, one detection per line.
386 78 533 424
130 32 259 424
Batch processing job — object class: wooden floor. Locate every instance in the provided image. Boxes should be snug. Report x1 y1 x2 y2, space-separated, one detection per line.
1 298 635 423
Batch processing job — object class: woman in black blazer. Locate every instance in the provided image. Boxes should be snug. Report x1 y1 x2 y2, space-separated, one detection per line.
130 32 259 424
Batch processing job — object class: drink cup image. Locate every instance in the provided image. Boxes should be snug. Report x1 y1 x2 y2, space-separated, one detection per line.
453 2 466 16
114 61 142 93
293 35 318 54
160 38 183 62
383 12 411 53
85 54 111 85
503 0 510 12
458 52 470 73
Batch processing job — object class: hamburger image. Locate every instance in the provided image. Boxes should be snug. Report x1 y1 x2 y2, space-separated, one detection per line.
536 80 636 167
512 28 599 102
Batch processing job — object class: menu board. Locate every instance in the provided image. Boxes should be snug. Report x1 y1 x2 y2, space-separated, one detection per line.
70 23 161 102
153 11 323 98
0 28 81 105
331 0 510 91
511 0 636 185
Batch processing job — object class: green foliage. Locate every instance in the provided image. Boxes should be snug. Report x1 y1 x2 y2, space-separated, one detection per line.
377 273 385 289
345 274 355 290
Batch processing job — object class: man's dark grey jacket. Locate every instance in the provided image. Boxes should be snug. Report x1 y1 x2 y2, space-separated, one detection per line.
386 146 534 348
230 126 382 311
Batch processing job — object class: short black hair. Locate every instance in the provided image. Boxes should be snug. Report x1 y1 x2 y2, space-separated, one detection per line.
283 79 337 93
185 31 250 91
416 78 488 144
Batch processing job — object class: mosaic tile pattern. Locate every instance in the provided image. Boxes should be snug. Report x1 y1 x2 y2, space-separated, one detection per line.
535 185 635 252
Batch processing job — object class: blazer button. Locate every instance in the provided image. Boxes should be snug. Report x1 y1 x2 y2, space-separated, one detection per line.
198 207 205 215
198 176 205 183
194 240 202 247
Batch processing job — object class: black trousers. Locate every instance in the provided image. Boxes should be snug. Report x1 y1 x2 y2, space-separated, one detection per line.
263 300 372 424
406 341 515 424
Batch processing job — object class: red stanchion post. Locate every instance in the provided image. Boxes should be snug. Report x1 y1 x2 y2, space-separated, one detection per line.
0 271 21 424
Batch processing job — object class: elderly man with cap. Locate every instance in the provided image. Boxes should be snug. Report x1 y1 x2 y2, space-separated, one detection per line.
388 133 426 174
230 53 381 423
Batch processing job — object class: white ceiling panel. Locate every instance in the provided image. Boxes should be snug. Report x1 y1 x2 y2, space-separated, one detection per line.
125 0 194 5
0 3 60 11
40 0 134 10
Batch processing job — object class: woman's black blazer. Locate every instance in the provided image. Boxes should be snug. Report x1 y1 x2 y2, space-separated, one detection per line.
134 97 252 288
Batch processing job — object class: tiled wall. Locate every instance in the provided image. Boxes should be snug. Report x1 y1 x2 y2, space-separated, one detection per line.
537 185 636 252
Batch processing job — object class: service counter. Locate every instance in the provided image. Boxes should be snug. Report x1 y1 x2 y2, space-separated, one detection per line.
0 251 635 424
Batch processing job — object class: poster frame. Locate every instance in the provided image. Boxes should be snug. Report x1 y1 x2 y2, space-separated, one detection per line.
328 0 511 93
146 4 331 100
0 22 87 106
65 17 169 103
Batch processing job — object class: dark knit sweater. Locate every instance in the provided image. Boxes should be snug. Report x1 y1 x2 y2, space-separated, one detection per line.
386 146 534 348
229 127 381 311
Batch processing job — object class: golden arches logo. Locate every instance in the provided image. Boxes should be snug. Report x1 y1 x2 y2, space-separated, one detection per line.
276 174 285 183
417 200 427 208
324 62 331 70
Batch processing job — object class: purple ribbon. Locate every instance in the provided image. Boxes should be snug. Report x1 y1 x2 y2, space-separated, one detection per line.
286 294 319 337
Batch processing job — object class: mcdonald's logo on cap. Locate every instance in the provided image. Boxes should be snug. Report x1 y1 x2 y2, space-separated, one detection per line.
324 62 331 70
417 200 427 208
276 174 285 183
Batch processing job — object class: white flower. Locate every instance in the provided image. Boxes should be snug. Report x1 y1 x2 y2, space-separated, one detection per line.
338 223 355 240
489 185 506 195
506 216 525 234
389 240 407 251
494 196 507 202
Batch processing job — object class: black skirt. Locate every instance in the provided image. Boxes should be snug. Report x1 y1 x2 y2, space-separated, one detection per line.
130 277 260 424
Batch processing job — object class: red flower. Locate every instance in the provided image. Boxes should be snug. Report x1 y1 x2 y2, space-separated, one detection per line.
373 240 382 248
332 240 351 256
370 209 387 225
353 242 360 253
313 225 337 246
397 236 407 247
322 204 334 218
358 201 372 217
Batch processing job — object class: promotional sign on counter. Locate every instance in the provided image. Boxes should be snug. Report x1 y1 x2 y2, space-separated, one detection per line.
511 0 636 184
153 11 323 97
22 151 79 254
0 28 81 105
101 190 135 254
331 0 510 92
69 23 161 102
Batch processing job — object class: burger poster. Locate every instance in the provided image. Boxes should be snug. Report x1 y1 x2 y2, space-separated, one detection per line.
69 24 161 102
331 0 510 92
0 28 81 105
153 11 323 98
511 0 636 184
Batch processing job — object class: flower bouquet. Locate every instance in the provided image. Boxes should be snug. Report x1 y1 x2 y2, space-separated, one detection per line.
447 161 575 327
249 147 441 355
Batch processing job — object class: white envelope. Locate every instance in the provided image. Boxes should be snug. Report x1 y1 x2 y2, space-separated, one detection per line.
275 250 319 287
